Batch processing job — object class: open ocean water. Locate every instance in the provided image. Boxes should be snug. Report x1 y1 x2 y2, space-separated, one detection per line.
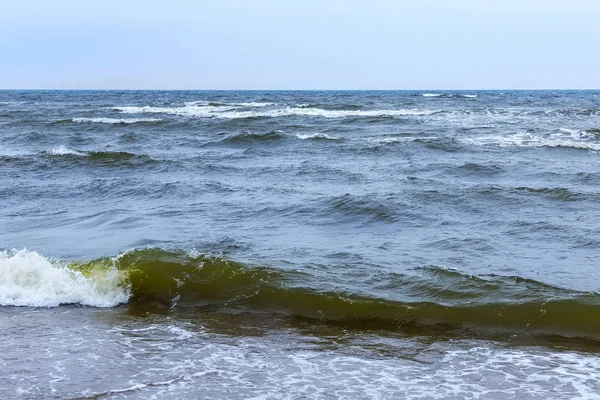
1 90 600 399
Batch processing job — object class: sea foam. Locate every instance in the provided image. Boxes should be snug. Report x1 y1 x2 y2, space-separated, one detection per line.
48 145 86 156
296 133 342 141
115 105 438 119
72 117 162 124
0 249 129 307
461 132 600 151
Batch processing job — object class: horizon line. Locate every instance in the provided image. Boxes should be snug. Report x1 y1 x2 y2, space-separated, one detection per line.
1 88 599 91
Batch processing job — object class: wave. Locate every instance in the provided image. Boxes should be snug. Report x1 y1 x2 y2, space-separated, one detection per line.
456 162 504 175
183 101 275 107
0 249 128 307
422 93 477 98
48 145 86 156
515 186 586 202
460 132 600 151
114 105 438 120
296 133 342 141
364 136 464 152
45 147 157 166
71 117 163 124
3 248 600 341
325 193 397 222
217 130 286 145
295 103 363 111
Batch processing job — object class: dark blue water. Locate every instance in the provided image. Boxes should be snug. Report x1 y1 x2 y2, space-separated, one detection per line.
2 90 600 399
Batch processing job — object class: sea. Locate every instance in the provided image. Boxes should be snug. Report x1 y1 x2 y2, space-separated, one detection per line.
1 90 600 399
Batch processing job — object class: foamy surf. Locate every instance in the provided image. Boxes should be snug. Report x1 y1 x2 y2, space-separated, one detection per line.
115 105 438 119
296 133 342 140
0 249 129 307
48 145 86 156
72 117 162 124
461 132 600 151
183 101 275 107
422 93 477 98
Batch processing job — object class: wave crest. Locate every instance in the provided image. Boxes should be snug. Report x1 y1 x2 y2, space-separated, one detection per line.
217 130 286 144
115 104 438 120
296 133 342 141
5 248 600 341
0 249 128 307
71 117 163 124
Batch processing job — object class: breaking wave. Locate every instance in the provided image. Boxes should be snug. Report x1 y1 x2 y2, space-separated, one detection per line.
48 145 86 156
0 249 128 307
3 248 600 341
460 132 600 151
114 104 438 119
45 147 157 166
296 133 342 141
216 130 286 144
71 117 163 124
422 93 477 98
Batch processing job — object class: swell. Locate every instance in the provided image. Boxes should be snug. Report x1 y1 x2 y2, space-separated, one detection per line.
66 117 165 125
0 148 160 169
41 147 158 167
324 193 398 223
115 104 438 119
295 103 363 110
213 130 286 145
4 248 600 341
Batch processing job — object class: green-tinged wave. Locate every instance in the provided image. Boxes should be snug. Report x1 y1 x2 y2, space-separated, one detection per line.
3 248 600 340
66 248 600 340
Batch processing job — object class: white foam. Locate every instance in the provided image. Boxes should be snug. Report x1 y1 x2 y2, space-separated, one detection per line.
0 249 129 307
296 133 341 140
116 105 438 119
115 105 228 117
183 101 274 107
231 102 275 107
367 136 438 144
282 107 437 118
461 132 600 151
167 326 195 340
461 94 478 98
422 93 443 97
72 117 162 124
48 146 86 156
559 127 580 135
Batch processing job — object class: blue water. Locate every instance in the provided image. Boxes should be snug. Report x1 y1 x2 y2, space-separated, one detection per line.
1 90 600 399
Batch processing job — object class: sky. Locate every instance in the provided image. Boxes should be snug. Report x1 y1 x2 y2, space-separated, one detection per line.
1 0 599 90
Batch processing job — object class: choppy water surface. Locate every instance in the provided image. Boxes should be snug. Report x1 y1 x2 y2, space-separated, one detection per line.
1 90 600 399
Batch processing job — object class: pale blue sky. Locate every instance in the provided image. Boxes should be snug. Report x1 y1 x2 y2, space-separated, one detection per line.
1 0 599 89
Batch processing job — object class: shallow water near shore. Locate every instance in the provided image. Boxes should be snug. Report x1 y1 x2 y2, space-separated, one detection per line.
2 90 600 398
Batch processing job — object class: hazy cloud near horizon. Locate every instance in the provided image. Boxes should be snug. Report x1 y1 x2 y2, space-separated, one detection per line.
1 0 599 89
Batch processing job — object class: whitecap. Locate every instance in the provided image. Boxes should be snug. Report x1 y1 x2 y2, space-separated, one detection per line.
296 133 341 141
115 105 438 119
72 117 162 124
558 127 580 135
461 132 600 151
0 249 129 307
183 101 274 107
48 145 86 156
230 102 275 107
